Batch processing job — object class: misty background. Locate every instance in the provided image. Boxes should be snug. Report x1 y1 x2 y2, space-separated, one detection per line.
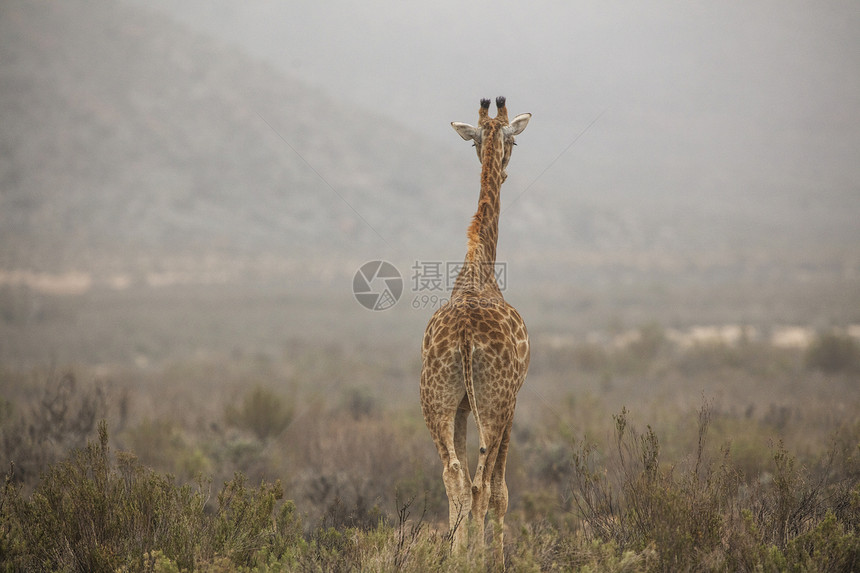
1 0 859 368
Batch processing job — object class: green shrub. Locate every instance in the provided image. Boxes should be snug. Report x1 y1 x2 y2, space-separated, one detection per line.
1 422 203 570
225 385 294 441
0 422 302 571
783 510 860 571
209 473 291 565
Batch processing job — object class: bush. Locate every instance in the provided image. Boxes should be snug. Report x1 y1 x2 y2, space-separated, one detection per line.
570 403 860 571
1 422 201 570
225 385 294 441
340 385 378 420
782 510 860 570
571 405 728 568
1 404 858 571
126 418 184 467
0 371 107 486
0 422 301 571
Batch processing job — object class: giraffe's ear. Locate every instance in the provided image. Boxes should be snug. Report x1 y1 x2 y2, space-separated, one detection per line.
451 122 480 142
504 113 531 137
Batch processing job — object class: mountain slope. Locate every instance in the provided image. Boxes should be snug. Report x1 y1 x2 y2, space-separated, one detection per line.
0 0 475 278
2 0 857 292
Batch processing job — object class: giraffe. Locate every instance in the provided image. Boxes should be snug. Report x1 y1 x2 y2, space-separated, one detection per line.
420 96 531 565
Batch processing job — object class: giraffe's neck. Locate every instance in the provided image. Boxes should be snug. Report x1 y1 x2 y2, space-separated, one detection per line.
468 151 502 264
454 129 504 296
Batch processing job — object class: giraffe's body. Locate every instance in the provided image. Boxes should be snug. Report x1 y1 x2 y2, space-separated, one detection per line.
420 97 530 565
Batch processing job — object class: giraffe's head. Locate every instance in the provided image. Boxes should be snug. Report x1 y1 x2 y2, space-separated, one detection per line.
451 96 531 182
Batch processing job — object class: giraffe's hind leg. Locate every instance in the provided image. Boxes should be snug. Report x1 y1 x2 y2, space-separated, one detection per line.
448 395 472 547
453 394 472 484
488 420 514 569
428 396 472 550
469 422 505 553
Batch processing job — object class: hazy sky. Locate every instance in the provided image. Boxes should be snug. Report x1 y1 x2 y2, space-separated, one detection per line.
124 0 859 182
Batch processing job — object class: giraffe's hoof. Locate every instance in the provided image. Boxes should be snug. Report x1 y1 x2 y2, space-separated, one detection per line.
480 446 487 454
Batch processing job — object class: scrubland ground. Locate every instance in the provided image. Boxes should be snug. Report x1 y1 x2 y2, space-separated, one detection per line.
1 281 859 571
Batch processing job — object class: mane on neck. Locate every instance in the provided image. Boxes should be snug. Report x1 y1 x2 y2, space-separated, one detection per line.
465 125 503 270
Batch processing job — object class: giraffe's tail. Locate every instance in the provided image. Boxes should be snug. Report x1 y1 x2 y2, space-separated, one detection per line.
461 331 487 484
